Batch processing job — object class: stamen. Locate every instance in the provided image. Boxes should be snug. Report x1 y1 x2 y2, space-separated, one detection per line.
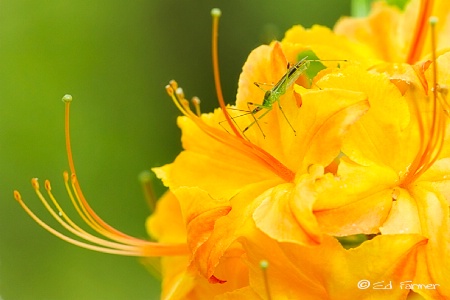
429 16 438 100
169 79 178 91
139 170 157 213
401 16 445 186
14 95 189 257
406 0 434 64
192 96 201 116
165 84 174 97
211 8 243 139
166 81 190 116
260 260 272 300
14 186 146 256
175 87 185 99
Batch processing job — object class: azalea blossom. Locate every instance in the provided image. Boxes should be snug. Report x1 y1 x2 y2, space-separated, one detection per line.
156 1 450 298
14 1 450 299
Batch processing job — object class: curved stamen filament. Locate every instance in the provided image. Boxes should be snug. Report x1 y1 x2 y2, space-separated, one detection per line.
65 173 144 245
64 97 148 243
14 184 187 256
211 8 243 139
406 0 434 64
14 189 143 256
13 95 189 257
402 16 445 186
42 178 143 252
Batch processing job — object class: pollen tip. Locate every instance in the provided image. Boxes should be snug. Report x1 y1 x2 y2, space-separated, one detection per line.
165 85 174 96
71 173 77 184
211 8 221 17
429 16 438 25
175 87 185 99
260 259 269 269
169 80 178 90
31 178 39 190
63 171 69 181
13 190 22 202
62 94 73 103
44 180 51 191
138 170 153 183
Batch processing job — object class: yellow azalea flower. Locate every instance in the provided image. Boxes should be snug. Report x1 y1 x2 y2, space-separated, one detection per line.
159 40 370 282
281 2 450 296
283 0 450 68
334 0 450 63
15 2 450 299
312 45 450 298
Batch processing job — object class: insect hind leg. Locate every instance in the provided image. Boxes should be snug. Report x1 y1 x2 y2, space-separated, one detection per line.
243 102 272 138
276 100 297 135
218 106 252 135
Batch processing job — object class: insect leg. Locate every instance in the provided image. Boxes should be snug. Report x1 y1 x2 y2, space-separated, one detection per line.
276 99 297 135
243 102 268 138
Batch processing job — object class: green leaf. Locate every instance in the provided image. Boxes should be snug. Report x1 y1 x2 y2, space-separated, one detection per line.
336 234 372 249
386 0 410 10
296 50 326 82
351 0 373 17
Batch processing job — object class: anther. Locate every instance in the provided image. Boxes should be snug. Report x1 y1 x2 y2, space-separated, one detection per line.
429 16 438 25
260 259 272 300
45 180 52 191
175 87 185 99
192 96 201 116
71 173 78 185
165 85 174 96
211 8 221 18
260 259 269 269
13 190 22 202
31 178 39 190
62 94 73 103
169 80 178 90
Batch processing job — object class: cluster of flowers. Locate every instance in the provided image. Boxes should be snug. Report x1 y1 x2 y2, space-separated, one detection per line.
15 0 450 299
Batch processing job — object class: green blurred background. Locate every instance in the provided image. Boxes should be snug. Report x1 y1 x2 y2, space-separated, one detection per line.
0 1 350 299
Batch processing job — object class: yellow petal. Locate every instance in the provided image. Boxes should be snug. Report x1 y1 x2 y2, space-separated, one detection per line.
334 1 408 63
171 187 231 263
411 185 450 298
282 25 381 68
317 65 416 172
241 230 426 299
153 114 281 200
174 181 275 280
290 86 369 172
379 188 422 235
146 191 186 243
419 158 450 203
214 287 261 300
315 157 396 236
253 177 321 246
